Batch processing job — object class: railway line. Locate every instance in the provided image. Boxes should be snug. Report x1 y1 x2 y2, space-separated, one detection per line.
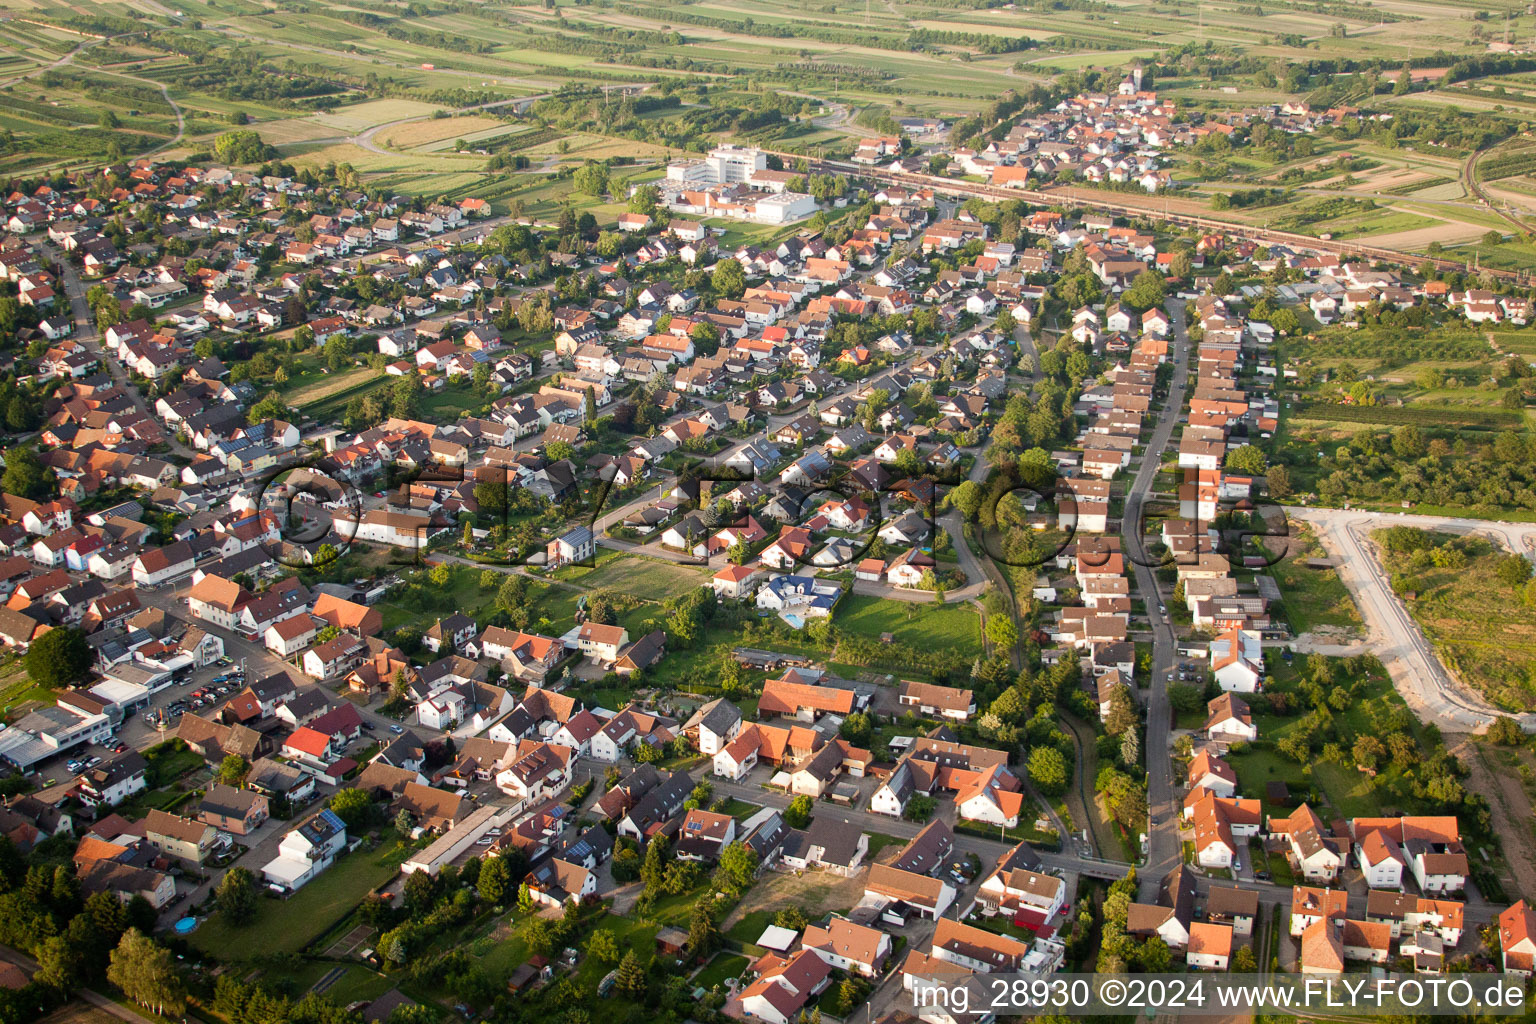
778 153 1536 285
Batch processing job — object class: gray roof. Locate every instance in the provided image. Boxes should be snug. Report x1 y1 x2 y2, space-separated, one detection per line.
687 697 741 738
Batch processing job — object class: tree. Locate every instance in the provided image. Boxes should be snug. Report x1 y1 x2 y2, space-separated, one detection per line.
215 754 249 787
25 627 92 688
714 842 758 894
1168 683 1203 715
516 883 535 913
947 480 984 521
108 930 186 1017
614 950 647 997
1231 944 1258 972
478 854 512 905
35 935 79 992
587 928 621 964
215 867 259 926
1495 554 1532 588
711 258 746 299
1391 424 1426 459
687 898 719 956
1224 444 1267 476
1123 269 1166 312
629 185 659 216
391 374 421 418
323 335 351 371
1027 745 1069 797
1139 937 1172 972
1104 687 1137 737
985 616 1019 651
475 479 509 518
640 835 670 892
573 162 610 197
328 787 373 828
1119 728 1141 768
784 794 814 828
1486 716 1525 745
1266 464 1292 499
2 446 54 500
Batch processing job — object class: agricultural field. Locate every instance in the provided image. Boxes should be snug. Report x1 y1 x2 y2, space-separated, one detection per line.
9 0 1536 256
1279 324 1529 439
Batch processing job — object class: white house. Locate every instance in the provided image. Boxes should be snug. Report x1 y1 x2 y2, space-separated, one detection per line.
262 809 348 891
1209 628 1263 692
686 698 742 755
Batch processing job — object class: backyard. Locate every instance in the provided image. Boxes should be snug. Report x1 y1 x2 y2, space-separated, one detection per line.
189 835 417 957
833 594 983 655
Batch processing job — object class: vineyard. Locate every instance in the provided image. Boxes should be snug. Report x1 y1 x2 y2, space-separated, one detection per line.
1476 145 1536 182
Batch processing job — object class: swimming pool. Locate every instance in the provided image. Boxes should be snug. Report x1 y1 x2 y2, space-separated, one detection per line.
173 917 198 935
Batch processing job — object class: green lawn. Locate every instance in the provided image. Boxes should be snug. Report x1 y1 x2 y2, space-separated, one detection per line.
559 554 713 601
693 953 749 991
1265 523 1363 635
419 387 493 421
725 909 774 950
833 594 982 655
266 960 397 1006
1225 657 1439 820
865 833 909 862
720 799 762 820
190 837 416 957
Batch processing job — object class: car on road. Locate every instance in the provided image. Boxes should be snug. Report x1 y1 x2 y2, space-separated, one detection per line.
1255 870 1271 881
389 725 404 734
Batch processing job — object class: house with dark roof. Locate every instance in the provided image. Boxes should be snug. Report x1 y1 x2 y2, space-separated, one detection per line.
197 784 269 835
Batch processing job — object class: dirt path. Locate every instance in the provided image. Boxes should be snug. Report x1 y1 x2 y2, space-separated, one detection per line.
1453 738 1536 899
1061 714 1115 857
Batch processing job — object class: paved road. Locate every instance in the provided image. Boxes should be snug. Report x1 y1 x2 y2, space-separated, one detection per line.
1287 506 1536 733
41 240 200 460
1124 298 1193 901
